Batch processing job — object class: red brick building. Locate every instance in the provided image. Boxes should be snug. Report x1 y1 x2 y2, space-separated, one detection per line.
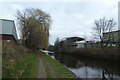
0 19 18 46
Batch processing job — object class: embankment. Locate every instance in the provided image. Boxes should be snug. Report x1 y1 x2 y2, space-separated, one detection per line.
2 46 39 78
57 47 120 61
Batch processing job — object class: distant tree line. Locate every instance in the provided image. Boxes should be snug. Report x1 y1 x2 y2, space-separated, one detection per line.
54 38 60 51
54 17 117 51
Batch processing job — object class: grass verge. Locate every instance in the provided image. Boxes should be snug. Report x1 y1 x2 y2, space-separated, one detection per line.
2 46 39 78
40 52 76 78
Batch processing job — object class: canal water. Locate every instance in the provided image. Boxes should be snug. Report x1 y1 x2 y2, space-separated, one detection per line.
47 52 120 79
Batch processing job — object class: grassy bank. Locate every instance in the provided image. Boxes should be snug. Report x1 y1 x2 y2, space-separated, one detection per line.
2 45 76 78
2 46 39 78
40 52 76 78
58 46 120 61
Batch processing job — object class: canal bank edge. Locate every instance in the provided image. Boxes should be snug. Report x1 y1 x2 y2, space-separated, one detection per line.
40 51 76 78
56 47 120 62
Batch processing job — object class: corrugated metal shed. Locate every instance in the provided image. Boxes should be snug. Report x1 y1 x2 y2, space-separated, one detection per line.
0 19 18 41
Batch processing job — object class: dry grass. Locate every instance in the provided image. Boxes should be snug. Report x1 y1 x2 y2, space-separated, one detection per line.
60 46 120 61
2 45 39 78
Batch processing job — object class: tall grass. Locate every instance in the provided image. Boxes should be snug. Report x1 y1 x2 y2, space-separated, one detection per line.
59 46 120 61
2 46 39 78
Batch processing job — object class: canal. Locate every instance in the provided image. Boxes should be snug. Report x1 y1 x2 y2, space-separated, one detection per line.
47 52 120 79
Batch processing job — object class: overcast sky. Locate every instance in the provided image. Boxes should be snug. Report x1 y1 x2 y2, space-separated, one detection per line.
0 0 119 45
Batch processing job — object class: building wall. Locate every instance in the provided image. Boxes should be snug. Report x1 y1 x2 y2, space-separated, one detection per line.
118 2 120 30
2 40 16 46
0 19 18 41
0 34 17 46
0 36 2 46
76 43 84 48
0 19 2 35
103 30 120 42
0 19 18 46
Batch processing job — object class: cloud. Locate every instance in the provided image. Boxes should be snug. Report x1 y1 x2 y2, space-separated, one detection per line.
0 1 119 45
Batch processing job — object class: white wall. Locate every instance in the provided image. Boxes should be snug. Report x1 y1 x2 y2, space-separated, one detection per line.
0 42 1 79
0 19 18 40
0 19 2 34
76 43 84 48
118 2 120 30
2 20 13 35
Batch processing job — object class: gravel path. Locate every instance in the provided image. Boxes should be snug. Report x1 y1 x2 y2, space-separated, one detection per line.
37 56 47 78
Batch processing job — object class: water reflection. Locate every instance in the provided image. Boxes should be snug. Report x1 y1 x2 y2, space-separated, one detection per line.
54 53 120 79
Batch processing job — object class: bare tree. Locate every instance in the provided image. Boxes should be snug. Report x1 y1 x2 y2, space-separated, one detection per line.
16 8 51 49
93 17 116 48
